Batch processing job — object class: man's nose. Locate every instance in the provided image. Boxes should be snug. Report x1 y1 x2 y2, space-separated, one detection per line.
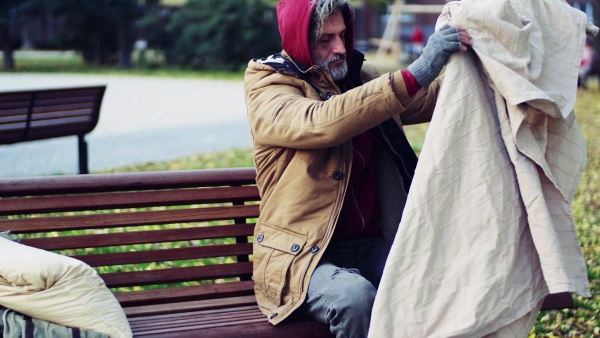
333 36 346 55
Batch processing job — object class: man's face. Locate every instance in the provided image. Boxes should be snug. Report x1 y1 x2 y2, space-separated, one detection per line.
311 11 348 82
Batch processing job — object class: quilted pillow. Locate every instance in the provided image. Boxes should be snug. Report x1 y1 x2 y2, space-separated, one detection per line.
0 236 132 338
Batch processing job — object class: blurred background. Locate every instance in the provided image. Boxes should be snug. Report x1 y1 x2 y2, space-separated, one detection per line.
0 0 598 177
1 0 597 72
0 2 599 337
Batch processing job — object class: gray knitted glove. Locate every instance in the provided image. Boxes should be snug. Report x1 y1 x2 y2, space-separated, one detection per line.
407 24 462 88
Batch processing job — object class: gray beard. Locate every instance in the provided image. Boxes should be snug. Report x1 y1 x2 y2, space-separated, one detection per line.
315 55 348 82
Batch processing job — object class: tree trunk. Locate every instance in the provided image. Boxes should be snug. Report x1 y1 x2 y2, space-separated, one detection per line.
93 28 101 66
1 27 15 71
117 16 133 69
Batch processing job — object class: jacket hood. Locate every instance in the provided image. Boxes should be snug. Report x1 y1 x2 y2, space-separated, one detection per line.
276 0 354 69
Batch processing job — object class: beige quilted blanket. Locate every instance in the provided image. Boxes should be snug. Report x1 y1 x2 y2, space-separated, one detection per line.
369 0 596 336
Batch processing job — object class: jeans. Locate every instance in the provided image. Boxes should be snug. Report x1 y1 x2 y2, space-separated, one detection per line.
299 237 393 338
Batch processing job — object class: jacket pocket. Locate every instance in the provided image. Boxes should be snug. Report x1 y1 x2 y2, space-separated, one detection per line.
253 223 307 306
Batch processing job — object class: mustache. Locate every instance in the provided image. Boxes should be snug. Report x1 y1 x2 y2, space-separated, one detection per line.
326 54 347 64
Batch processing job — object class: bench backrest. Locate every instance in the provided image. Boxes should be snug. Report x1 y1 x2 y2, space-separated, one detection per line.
0 168 259 313
0 86 105 144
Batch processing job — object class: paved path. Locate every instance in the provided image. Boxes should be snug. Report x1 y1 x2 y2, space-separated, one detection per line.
0 74 251 177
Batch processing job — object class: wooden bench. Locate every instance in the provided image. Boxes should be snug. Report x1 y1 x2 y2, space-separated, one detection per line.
0 168 573 337
0 86 106 174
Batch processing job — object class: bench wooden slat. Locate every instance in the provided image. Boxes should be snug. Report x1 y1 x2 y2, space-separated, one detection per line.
131 314 266 334
0 131 27 144
0 116 27 125
129 309 262 331
129 305 259 322
129 304 259 327
34 95 101 107
115 280 256 307
19 223 255 250
0 186 260 215
133 318 266 337
0 123 27 133
1 204 260 233
72 243 253 267
26 120 93 140
0 101 31 110
0 109 28 119
132 311 266 335
32 94 97 109
130 310 331 338
124 295 258 318
34 88 104 99
0 92 31 103
132 319 269 334
31 109 93 121
101 262 253 288
0 168 257 197
129 306 263 329
29 116 92 128
140 322 330 338
31 101 96 114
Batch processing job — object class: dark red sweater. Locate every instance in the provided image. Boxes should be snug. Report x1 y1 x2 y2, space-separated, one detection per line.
333 70 420 240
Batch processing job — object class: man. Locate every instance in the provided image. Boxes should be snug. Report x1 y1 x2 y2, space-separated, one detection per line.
244 0 471 336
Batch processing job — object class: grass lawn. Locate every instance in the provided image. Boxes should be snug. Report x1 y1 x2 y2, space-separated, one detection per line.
2 51 244 80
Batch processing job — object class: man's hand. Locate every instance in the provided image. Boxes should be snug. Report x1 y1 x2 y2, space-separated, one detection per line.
407 24 473 88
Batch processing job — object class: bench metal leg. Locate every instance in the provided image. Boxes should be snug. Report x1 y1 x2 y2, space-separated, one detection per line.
78 134 89 174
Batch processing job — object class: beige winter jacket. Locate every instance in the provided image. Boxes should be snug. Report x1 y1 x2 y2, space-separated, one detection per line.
244 50 440 324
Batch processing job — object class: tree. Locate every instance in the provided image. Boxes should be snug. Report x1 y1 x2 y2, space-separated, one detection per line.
111 0 142 68
38 0 141 67
0 1 23 71
136 0 174 65
25 0 142 67
162 0 281 70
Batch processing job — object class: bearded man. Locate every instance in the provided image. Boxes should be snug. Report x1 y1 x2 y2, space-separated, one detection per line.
244 0 471 336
